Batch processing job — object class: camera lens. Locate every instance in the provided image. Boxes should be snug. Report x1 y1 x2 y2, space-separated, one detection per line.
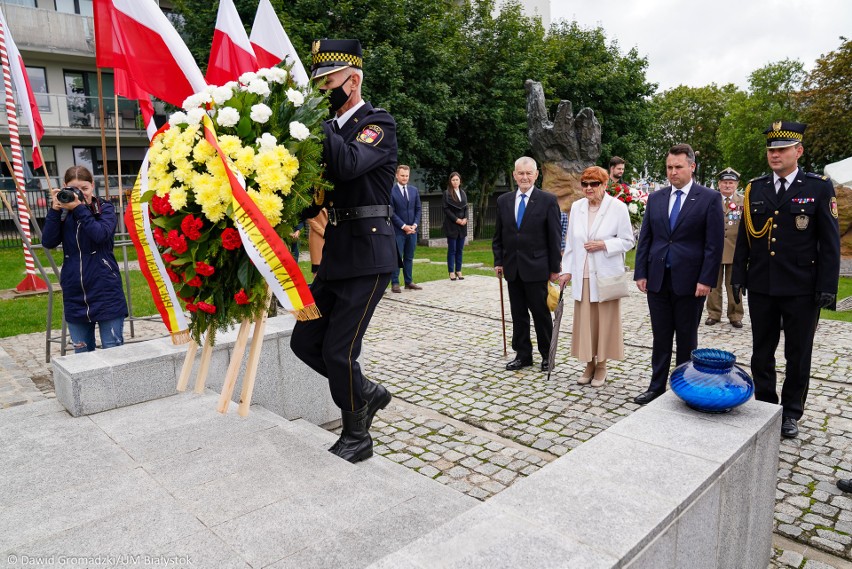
56 187 82 204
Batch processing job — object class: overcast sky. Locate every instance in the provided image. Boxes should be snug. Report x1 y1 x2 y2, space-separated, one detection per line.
550 0 852 92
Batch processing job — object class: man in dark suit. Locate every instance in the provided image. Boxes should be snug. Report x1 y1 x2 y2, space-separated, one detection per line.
493 156 562 372
633 143 724 405
389 164 422 293
290 39 396 463
731 121 840 438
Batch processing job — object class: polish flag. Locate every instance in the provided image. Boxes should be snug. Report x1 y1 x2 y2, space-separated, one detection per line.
94 0 206 107
0 9 44 168
113 68 157 139
249 0 309 87
206 0 258 85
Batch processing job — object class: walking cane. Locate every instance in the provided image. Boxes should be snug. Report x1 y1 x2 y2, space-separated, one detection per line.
498 271 507 357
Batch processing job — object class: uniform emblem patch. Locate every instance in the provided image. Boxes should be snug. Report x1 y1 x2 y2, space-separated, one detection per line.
795 215 809 230
830 197 838 219
356 124 383 145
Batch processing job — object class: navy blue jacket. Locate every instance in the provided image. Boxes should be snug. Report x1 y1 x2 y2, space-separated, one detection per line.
42 201 128 324
390 183 421 235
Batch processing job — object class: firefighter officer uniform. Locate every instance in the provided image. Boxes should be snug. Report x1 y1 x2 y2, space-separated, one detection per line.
706 167 745 327
732 121 841 439
290 39 398 463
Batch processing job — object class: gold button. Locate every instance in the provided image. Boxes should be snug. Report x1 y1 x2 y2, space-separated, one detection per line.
329 201 334 206
771 238 776 242
800 208 805 212
371 227 376 232
773 224 778 228
770 251 775 256
774 210 779 215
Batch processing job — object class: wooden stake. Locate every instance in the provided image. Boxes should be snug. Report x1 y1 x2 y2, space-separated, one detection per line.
217 319 251 414
193 328 215 394
176 341 198 392
237 305 270 417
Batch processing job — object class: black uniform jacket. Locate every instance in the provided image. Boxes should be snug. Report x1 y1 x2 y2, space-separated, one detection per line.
318 102 399 280
732 170 840 296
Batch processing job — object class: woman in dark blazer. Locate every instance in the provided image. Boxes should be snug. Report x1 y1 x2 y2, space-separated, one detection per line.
442 172 468 280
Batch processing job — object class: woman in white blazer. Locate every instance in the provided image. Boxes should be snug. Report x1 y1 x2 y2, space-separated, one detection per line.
558 166 635 386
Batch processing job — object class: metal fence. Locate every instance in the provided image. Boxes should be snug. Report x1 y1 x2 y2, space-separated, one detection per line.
428 202 498 239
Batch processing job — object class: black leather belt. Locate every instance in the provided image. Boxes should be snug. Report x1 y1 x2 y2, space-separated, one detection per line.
327 205 393 226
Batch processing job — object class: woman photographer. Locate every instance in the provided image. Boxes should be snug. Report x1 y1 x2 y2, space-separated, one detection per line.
42 166 127 353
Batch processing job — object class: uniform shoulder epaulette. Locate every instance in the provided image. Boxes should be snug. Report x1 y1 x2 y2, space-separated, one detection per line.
750 174 770 183
805 172 830 181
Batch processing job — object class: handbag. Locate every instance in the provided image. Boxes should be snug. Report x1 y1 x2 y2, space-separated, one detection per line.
589 199 630 302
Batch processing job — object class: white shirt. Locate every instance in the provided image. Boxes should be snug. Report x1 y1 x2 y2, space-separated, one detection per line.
334 100 366 130
668 180 693 216
773 168 798 193
515 188 533 222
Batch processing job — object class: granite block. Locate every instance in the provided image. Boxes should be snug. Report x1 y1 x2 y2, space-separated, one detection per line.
674 481 721 569
650 391 781 435
158 529 251 569
716 442 755 568
745 419 781 567
624 521 677 569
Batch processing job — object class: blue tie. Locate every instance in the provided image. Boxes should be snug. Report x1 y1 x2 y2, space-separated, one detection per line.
669 189 683 232
517 194 527 228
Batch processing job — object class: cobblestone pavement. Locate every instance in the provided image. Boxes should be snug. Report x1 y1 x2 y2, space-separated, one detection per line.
2 274 852 568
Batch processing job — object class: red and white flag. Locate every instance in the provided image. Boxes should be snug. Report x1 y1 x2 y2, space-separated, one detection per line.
94 0 206 107
0 9 44 168
206 0 258 85
249 0 308 87
113 68 157 139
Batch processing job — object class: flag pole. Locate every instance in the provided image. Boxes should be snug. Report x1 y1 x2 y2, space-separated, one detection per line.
96 67 110 199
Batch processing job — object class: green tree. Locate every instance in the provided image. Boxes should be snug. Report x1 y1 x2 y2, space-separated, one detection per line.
801 37 852 170
719 59 805 182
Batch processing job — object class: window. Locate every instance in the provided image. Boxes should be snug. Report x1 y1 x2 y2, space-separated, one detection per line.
3 0 38 7
25 67 49 113
56 0 92 17
0 145 56 190
73 146 147 177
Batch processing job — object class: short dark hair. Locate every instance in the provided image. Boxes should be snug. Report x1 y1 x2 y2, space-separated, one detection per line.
667 144 695 164
609 156 625 168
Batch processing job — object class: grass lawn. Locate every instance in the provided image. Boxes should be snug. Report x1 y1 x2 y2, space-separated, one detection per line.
0 243 848 337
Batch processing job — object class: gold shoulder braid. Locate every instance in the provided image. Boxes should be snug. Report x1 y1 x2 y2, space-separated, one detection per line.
743 181 772 248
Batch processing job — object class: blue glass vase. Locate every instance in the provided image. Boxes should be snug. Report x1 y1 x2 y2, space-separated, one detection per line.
670 349 754 413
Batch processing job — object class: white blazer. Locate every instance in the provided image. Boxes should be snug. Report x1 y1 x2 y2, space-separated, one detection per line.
560 193 635 302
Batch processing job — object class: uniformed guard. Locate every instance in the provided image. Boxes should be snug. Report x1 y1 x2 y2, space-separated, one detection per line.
731 121 841 439
290 39 398 463
705 167 745 328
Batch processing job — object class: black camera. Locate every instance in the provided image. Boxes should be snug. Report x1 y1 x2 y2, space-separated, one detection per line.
57 187 85 204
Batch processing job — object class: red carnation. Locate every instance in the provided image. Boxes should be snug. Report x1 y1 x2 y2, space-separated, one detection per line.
166 230 188 254
186 302 198 312
185 276 202 287
221 227 241 250
234 289 250 305
167 268 182 283
153 227 168 247
151 194 175 216
195 262 215 277
197 302 216 314
181 214 203 240
162 253 177 264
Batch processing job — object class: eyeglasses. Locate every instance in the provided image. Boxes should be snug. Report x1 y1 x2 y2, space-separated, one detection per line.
580 181 602 188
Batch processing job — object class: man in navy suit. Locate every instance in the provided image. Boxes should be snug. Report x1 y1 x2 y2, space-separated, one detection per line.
493 156 562 372
390 164 422 293
633 143 724 404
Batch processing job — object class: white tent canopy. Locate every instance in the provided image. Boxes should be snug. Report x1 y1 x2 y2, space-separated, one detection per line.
825 156 852 187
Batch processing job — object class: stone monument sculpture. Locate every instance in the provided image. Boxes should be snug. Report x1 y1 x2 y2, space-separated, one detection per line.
525 79 601 212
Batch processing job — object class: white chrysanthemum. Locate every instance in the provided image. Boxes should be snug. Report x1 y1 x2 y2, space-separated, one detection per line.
216 107 240 127
224 81 239 90
264 67 288 84
250 103 272 124
168 111 188 126
211 86 234 105
246 79 271 96
286 89 304 107
256 132 278 151
186 108 207 125
628 203 638 214
289 121 310 141
182 91 211 110
238 71 258 85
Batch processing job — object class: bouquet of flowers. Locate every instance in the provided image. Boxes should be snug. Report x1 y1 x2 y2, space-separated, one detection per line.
142 66 330 343
606 180 647 227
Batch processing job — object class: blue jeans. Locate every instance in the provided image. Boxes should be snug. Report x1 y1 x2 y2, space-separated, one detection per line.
447 237 465 273
67 318 125 353
392 232 417 285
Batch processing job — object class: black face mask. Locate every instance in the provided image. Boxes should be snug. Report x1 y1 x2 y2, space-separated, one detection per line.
321 75 353 114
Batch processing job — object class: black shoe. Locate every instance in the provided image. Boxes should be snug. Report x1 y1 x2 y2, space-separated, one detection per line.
330 404 373 463
540 360 550 372
506 358 533 371
329 381 392 453
730 321 743 329
837 479 852 493
391 284 402 293
781 417 799 438
705 318 720 326
634 390 663 405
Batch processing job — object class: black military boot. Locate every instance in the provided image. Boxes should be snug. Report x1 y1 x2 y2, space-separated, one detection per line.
330 404 373 463
329 380 392 453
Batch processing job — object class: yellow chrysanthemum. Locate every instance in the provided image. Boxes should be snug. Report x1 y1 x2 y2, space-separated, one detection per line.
233 146 256 175
247 189 283 226
281 153 300 179
202 201 227 223
168 186 188 211
218 135 243 158
153 173 175 197
192 139 216 163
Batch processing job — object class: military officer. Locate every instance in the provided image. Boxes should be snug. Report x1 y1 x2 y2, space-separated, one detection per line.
706 167 745 328
732 121 841 439
290 39 397 463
